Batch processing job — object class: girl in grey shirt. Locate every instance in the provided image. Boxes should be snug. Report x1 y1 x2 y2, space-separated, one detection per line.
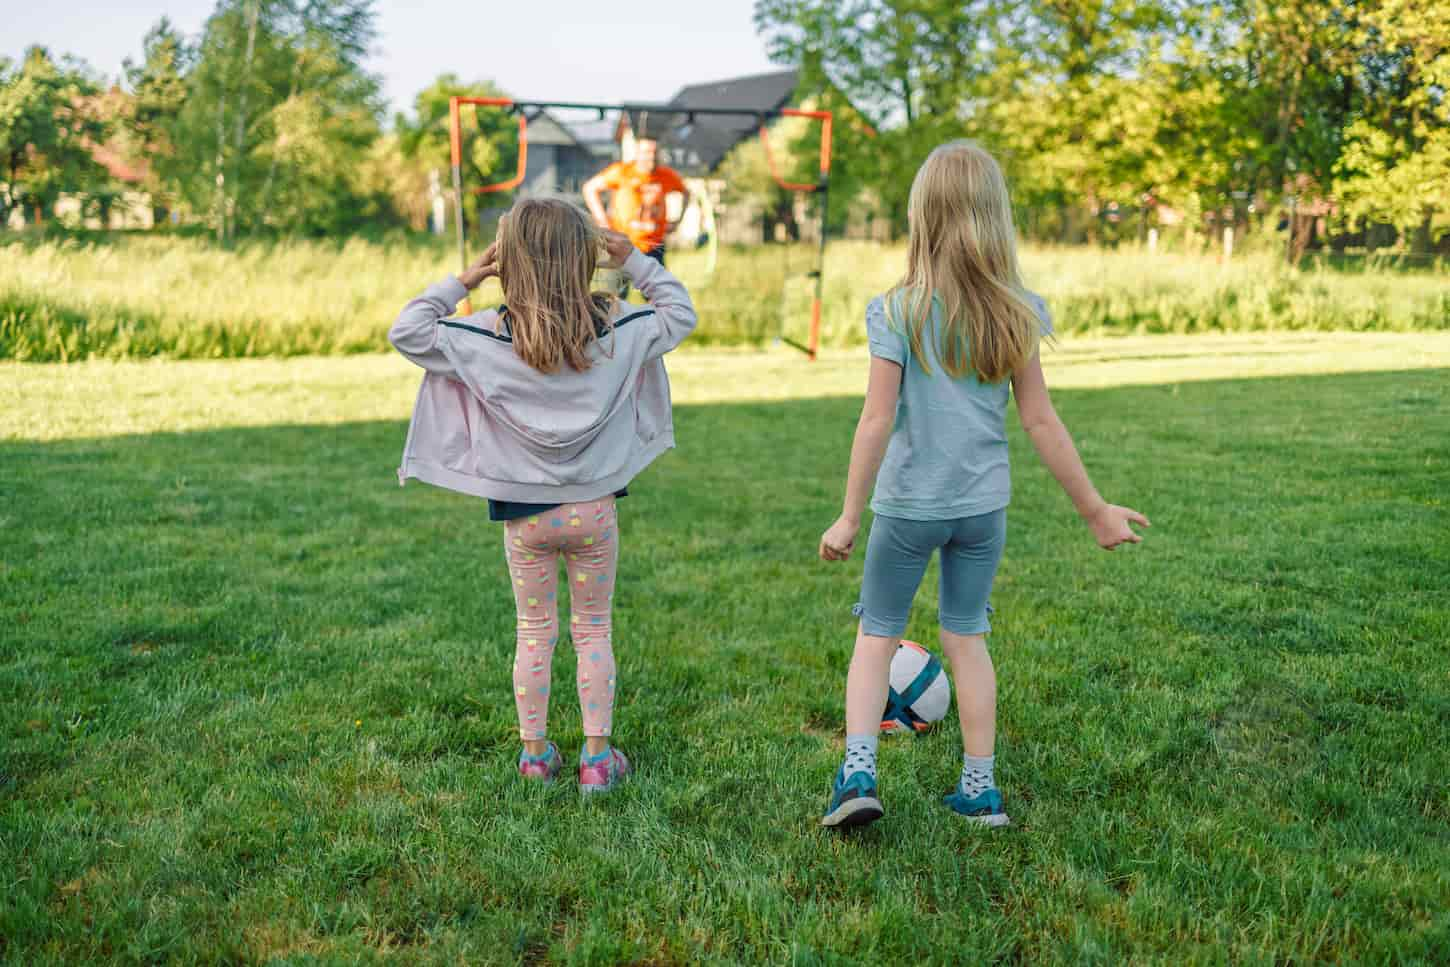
817 142 1150 830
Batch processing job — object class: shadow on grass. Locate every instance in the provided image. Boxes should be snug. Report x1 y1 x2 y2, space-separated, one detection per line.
3 369 1444 637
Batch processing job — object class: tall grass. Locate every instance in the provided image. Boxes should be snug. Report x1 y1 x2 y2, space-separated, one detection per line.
0 234 448 362
2 234 1446 361
676 242 1450 347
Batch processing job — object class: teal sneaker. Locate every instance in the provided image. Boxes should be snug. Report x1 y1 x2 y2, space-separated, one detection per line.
820 767 883 829
518 743 562 783
578 747 631 795
943 785 1011 827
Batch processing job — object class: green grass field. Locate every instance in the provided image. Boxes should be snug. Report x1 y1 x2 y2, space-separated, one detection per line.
2 337 1448 962
3 234 1447 361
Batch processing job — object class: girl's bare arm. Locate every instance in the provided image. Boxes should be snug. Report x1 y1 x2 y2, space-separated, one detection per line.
820 355 903 561
1011 352 1149 550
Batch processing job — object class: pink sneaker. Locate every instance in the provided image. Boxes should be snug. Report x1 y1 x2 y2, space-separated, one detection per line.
518 743 562 783
578 747 631 794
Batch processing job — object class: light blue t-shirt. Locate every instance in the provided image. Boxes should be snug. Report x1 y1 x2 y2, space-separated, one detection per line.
867 291 1052 521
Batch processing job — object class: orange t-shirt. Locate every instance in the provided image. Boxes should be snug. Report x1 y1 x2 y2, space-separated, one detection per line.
599 162 687 253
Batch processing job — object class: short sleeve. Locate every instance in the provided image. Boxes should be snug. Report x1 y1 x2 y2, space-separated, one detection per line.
865 296 905 366
662 168 687 194
599 162 624 188
1027 291 1053 337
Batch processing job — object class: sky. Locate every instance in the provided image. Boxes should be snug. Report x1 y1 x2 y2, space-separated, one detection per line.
4 0 782 120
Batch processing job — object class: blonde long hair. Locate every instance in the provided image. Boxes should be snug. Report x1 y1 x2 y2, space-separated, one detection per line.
497 198 617 373
886 141 1040 383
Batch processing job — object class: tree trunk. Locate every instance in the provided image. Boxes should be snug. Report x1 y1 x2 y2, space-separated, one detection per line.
214 102 227 245
257 51 303 223
212 28 231 245
0 154 14 229
1412 212 1434 255
1289 212 1315 264
227 0 260 241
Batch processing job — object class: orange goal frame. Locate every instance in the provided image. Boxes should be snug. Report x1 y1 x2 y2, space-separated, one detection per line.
449 96 834 359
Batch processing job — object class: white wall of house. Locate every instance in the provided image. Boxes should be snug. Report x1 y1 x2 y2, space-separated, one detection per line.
56 191 155 230
3 186 155 230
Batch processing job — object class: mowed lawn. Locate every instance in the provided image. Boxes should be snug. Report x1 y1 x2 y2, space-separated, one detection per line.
2 337 1447 963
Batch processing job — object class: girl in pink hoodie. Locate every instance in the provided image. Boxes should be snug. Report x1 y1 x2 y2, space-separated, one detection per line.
389 198 697 793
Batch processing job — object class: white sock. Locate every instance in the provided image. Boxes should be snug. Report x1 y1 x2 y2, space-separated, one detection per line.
959 753 994 797
843 734 878 780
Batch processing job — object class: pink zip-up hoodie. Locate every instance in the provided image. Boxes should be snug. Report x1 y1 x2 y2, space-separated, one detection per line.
389 250 697 504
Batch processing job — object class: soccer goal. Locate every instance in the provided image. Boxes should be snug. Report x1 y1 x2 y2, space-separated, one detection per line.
447 95 834 360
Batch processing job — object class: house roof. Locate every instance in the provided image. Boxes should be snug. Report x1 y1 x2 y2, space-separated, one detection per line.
558 117 618 158
520 109 590 149
622 69 800 175
670 69 800 115
88 141 148 184
76 87 149 184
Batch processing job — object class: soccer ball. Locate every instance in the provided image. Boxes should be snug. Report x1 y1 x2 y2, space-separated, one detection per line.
880 639 951 734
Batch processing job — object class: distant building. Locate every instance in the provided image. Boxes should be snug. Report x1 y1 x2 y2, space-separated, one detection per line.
4 88 156 231
600 69 885 245
629 69 802 175
473 108 614 231
612 69 807 245
64 139 156 230
515 110 614 196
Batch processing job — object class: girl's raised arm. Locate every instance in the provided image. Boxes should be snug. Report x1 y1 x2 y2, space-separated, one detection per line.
600 231 697 359
388 244 499 375
1011 352 1149 550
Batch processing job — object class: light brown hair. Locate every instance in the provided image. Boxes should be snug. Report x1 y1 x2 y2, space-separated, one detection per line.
497 198 617 373
886 141 1041 383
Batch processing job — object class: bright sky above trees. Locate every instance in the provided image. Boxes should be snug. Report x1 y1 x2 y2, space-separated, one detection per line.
5 0 777 118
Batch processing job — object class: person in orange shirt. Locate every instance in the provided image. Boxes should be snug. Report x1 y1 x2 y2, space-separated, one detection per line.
583 139 688 286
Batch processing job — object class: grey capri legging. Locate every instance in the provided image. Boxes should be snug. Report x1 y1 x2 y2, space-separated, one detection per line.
853 508 1007 638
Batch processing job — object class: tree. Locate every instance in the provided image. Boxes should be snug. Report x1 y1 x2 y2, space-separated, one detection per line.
357 133 432 231
0 48 115 229
122 18 193 222
164 0 384 240
752 0 1450 252
1335 0 1450 251
393 74 521 232
755 0 993 228
715 112 815 241
968 0 1204 240
755 0 987 127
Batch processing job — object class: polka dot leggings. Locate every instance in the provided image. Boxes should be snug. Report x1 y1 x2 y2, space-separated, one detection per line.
504 497 618 740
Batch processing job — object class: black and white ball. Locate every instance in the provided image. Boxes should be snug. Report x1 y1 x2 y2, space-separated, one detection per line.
880 639 951 734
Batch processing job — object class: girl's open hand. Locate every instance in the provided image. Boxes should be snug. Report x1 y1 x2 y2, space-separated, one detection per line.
458 242 499 290
598 229 635 269
819 516 860 561
1088 503 1150 550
